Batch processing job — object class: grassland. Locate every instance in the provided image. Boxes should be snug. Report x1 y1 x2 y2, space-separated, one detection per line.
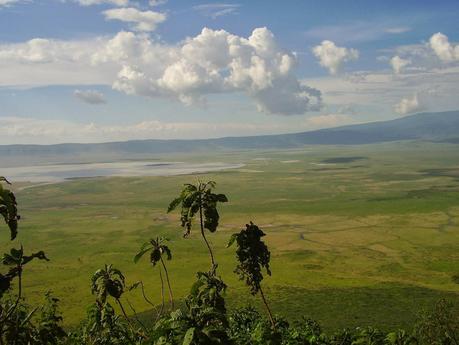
1 140 459 332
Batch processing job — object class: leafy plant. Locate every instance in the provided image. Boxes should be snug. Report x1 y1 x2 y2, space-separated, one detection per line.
34 292 67 345
91 264 135 332
385 329 417 345
228 222 275 328
0 247 50 343
0 176 20 240
168 181 227 273
69 302 139 345
414 299 459 345
134 237 174 312
152 271 232 345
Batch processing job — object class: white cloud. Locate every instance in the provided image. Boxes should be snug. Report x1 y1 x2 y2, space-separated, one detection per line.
0 38 49 63
384 27 411 34
76 0 129 6
305 21 411 44
0 37 115 86
0 116 340 144
74 89 107 104
312 40 359 75
429 32 459 63
99 27 322 115
305 65 459 116
305 114 354 128
394 93 423 115
0 0 25 7
193 3 240 19
103 8 167 32
0 27 322 115
390 55 411 74
149 0 167 6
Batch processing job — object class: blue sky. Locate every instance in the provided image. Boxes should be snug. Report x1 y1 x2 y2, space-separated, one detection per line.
1 0 459 144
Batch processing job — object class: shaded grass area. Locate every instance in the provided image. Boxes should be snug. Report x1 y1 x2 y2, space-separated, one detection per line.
1 140 459 328
259 284 459 332
136 283 459 333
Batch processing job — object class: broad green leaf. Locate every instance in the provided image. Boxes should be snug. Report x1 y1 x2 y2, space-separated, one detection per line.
133 246 151 263
226 234 237 248
182 327 196 345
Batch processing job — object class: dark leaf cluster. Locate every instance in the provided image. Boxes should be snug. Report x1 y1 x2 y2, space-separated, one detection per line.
91 264 126 303
0 176 20 240
228 222 271 295
167 181 227 237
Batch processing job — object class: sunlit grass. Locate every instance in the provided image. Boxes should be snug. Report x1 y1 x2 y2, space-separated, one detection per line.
2 140 459 331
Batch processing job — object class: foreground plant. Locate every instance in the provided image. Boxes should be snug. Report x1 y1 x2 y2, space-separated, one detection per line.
0 247 50 343
134 237 174 312
91 264 135 332
0 176 19 240
228 222 275 328
167 180 227 273
153 271 232 344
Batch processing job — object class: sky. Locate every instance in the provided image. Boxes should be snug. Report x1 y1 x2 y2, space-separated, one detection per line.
1 0 459 144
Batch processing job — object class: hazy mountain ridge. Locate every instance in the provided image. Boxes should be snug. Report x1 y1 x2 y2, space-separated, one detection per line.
1 111 458 166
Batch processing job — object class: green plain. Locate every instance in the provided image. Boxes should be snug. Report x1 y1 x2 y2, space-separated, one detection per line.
2 140 459 332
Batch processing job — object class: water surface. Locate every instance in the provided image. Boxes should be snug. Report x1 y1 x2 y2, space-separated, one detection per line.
2 161 244 183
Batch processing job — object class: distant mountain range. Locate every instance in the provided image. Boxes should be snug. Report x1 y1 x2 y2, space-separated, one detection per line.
1 110 458 166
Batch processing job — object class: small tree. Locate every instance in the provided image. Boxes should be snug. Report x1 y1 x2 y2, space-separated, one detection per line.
0 176 19 240
168 180 227 273
134 237 174 311
228 222 275 328
91 264 134 331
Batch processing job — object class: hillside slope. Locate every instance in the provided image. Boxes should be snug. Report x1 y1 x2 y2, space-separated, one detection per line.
1 111 458 165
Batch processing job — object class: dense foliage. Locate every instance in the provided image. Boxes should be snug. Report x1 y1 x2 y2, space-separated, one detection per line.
1 176 458 344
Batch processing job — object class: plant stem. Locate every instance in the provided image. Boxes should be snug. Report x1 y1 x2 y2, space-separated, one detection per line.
126 298 147 333
4 268 23 344
139 281 155 309
116 298 135 331
199 202 216 272
7 270 22 320
160 257 174 309
157 267 165 320
259 285 275 329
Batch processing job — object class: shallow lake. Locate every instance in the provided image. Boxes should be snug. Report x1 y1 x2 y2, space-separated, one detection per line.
2 161 244 183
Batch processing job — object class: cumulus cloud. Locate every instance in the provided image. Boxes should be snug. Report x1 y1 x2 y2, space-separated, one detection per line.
97 27 322 115
429 32 459 63
390 55 411 74
193 3 240 19
0 37 115 86
74 89 107 104
0 27 322 115
76 0 129 6
394 93 423 115
312 40 358 75
103 8 167 32
306 66 459 116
